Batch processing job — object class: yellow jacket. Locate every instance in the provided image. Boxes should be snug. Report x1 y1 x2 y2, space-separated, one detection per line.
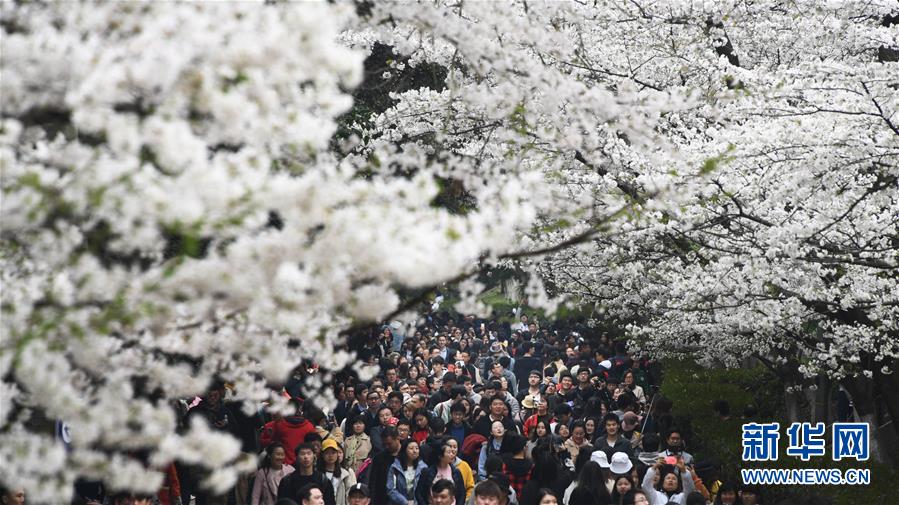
455 458 475 500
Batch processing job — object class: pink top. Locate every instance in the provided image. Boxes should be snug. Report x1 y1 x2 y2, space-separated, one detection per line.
251 464 295 505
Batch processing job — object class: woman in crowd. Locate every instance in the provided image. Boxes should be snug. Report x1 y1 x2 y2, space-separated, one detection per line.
641 458 696 505
342 417 371 474
318 439 355 505
526 420 552 458
415 440 467 505
251 443 295 505
445 438 475 501
387 439 428 505
567 461 612 505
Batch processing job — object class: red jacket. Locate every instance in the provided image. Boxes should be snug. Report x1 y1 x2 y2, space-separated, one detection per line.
156 463 181 505
265 416 315 465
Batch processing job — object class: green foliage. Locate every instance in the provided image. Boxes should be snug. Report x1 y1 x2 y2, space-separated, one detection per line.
660 359 895 505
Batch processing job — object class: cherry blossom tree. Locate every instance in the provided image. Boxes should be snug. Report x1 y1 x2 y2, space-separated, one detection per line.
1 0 897 501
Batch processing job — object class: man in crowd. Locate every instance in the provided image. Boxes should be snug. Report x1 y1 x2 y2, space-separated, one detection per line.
277 444 336 505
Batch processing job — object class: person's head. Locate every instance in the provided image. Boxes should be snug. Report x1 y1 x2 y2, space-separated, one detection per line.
438 334 448 349
430 417 447 436
366 390 382 410
534 489 558 505
473 480 508 505
430 479 456 505
450 402 467 425
559 373 573 391
382 426 401 454
347 483 371 505
458 350 470 364
739 485 761 505
396 419 412 440
666 428 683 452
528 370 542 387
377 405 393 426
1 489 25 505
298 483 325 505
614 475 633 496
603 413 620 437
712 399 730 417
632 490 650 505
576 367 590 385
622 370 635 386
570 420 587 445
686 491 706 505
265 442 288 468
554 403 572 424
320 438 340 469
554 422 569 439
295 443 316 470
659 467 682 493
489 396 506 417
384 367 398 384
491 361 504 376
414 409 430 429
399 438 421 468
714 482 739 505
535 397 548 415
641 432 660 452
387 391 403 413
304 431 323 456
351 416 366 435
439 439 459 465
576 461 607 494
584 417 597 436
491 419 506 439
533 420 550 439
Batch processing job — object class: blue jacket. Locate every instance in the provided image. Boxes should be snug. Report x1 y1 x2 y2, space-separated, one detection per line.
387 459 427 505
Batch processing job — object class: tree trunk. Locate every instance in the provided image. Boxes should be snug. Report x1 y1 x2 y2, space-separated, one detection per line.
842 375 899 465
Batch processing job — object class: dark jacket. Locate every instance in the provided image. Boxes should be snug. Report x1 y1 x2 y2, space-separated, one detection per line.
276 471 336 505
367 450 397 505
594 435 634 459
414 465 466 505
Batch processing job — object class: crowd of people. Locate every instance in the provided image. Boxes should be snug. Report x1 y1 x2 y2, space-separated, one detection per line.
11 312 769 505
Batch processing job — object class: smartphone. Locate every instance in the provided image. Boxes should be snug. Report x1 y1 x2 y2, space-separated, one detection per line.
665 456 678 465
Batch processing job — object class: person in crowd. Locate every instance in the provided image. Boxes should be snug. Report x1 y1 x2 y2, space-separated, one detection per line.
487 360 518 397
346 483 370 505
472 479 509 505
445 402 472 446
444 438 475 501
568 461 612 505
530 488 559 505
478 419 508 480
609 475 634 505
387 438 428 505
412 409 431 443
501 434 533 498
621 370 646 405
296 484 325 505
523 397 553 438
712 482 739 505
319 439 356 505
526 419 552 458
368 427 402 505
252 443 295 505
0 488 25 505
416 440 467 505
512 344 542 389
370 405 395 453
562 420 593 464
594 413 632 459
473 395 518 439
660 428 693 466
277 444 336 505
641 458 695 505
739 484 762 505
342 416 372 474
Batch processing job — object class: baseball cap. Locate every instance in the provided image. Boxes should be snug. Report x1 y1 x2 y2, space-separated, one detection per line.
347 483 370 497
321 438 339 452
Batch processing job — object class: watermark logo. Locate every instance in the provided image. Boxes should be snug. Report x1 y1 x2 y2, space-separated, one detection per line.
741 422 870 485
742 422 780 462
